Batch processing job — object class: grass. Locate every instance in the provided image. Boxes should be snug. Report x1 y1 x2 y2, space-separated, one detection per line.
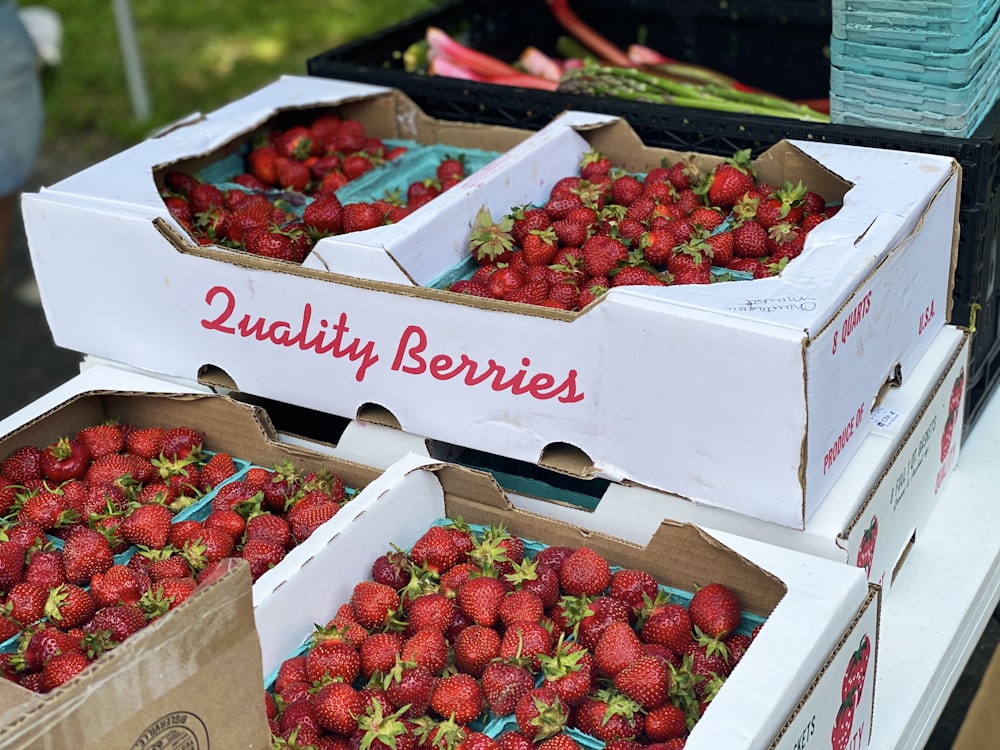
37 0 442 151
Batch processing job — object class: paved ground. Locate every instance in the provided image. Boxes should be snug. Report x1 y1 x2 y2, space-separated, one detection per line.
2 133 998 748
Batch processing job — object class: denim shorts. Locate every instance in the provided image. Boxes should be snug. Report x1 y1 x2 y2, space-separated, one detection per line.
0 1 44 196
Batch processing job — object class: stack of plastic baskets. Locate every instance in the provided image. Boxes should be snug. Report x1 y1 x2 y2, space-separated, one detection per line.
830 0 1000 137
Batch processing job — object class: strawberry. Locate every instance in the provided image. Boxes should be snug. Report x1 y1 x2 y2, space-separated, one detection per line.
580 150 611 180
498 589 545 627
120 503 174 549
613 654 670 710
1 445 45 483
83 602 149 645
384 659 435 718
521 228 559 267
314 681 364 735
481 659 536 716
409 525 462 574
437 154 466 183
188 183 225 215
639 601 693 654
499 620 553 668
457 575 507 627
19 488 76 530
430 672 485 724
360 631 405 679
240 539 285 581
89 564 149 607
611 174 644 207
342 202 384 233
608 569 659 615
275 156 312 192
539 641 595 708
452 623 501 678
611 265 665 288
558 547 611 597
486 267 526 300
350 580 400 631
276 126 315 160
203 507 245 541
198 452 237 492
43 583 96 630
243 226 295 261
287 497 339 543
303 194 344 236
581 235 628 278
406 591 455 635
125 427 165 459
705 150 755 209
160 426 203 461
6 580 49 626
74 422 124 459
22 549 63 590
574 690 643 742
497 730 535 750
643 703 689 742
732 220 769 258
182 527 235 571
0 545 30 597
143 577 197 615
510 207 554 248
593 620 645 678
515 686 569 741
62 526 115 585
688 582 741 640
39 650 90 692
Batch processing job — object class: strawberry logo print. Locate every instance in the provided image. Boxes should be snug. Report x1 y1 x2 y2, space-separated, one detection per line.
949 368 966 414
832 692 857 750
855 517 878 577
941 368 965 462
940 409 956 463
842 634 871 708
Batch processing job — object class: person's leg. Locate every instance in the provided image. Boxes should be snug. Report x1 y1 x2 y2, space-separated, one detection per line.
0 1 46 299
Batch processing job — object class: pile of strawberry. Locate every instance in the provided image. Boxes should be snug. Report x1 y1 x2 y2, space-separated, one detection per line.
160 112 468 263
265 520 761 750
0 422 349 693
448 148 840 310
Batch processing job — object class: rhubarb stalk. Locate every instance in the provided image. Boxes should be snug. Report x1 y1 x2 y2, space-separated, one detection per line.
425 26 522 79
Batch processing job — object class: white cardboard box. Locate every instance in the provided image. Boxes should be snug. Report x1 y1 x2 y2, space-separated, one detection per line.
21 75 960 528
507 324 970 593
252 452 880 750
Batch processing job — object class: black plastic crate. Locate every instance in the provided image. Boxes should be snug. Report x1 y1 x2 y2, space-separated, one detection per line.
307 0 1000 427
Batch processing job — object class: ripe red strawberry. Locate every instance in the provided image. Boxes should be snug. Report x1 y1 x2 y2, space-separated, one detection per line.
120 503 174 550
611 265 665 287
198 452 237 492
510 206 553 248
521 228 559 266
188 183 225 214
6 580 49 626
303 194 344 236
706 151 756 209
143 576 197 616
44 583 96 630
89 564 149 608
350 580 400 631
644 703 689 742
431 672 484 724
203 507 245 541
287 497 339 543
452 623 501 678
593 620 645 678
62 526 115 585
457 575 507 627
640 601 693 653
1 446 44 483
732 220 769 258
574 690 643 742
359 631 405 679
342 202 384 233
274 156 311 192
23 549 63 590
74 422 124 459
539 641 595 708
276 126 315 160
608 568 659 615
314 680 364 734
515 686 569 741
182 527 235 571
39 649 90 692
241 539 285 581
580 150 611 180
437 154 466 183
486 266 525 300
406 591 455 634
688 582 742 640
39 437 90 483
482 659 536 716
613 653 670 710
18 489 72 531
83 602 149 646
384 659 435 718
247 146 280 186
558 547 611 597
409 525 462 574
611 174 644 207
159 426 203 461
582 235 628 278
125 427 165 459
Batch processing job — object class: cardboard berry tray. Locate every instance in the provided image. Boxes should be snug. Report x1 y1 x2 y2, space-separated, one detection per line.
20 75 961 529
252 454 881 750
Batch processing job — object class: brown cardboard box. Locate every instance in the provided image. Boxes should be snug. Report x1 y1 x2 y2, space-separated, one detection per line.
0 559 271 749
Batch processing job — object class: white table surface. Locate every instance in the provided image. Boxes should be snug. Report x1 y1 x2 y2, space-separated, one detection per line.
869 385 1000 748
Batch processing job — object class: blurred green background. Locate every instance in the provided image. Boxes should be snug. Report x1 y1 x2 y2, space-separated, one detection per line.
36 0 442 149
